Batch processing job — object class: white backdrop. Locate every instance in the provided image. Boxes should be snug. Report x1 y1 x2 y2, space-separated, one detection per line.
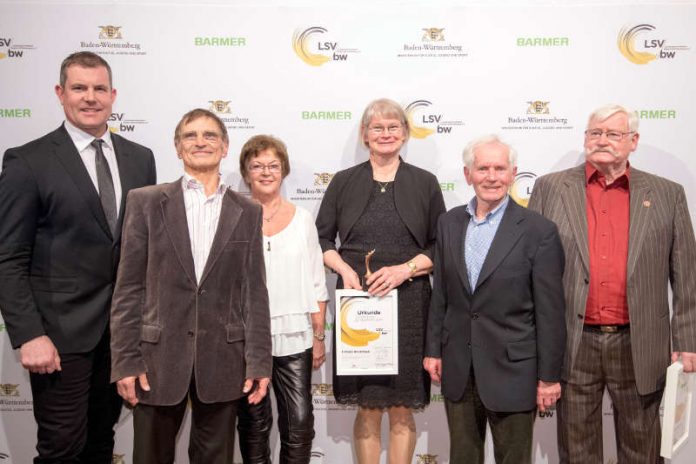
1 1 696 463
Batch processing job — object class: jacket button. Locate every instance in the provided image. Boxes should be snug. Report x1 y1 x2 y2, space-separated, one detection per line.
198 289 206 295
577 314 583 319
472 313 479 320
188 330 194 337
467 342 472 348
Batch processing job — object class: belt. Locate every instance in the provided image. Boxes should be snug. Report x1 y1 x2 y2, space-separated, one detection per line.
583 324 630 334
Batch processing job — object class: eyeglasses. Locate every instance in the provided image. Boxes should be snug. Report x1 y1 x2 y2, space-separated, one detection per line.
181 131 223 144
367 124 403 135
248 163 282 174
584 129 635 142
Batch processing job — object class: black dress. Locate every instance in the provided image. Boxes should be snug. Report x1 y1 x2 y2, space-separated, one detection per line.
333 181 431 409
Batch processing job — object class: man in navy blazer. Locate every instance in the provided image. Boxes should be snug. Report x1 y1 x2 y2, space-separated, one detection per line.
424 135 565 464
0 52 156 462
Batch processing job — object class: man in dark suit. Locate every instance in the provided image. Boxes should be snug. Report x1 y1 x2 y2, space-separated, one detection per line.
110 108 272 463
424 135 565 464
528 104 696 463
0 52 156 462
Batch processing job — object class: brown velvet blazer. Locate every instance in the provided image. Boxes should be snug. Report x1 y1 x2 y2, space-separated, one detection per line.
110 179 272 405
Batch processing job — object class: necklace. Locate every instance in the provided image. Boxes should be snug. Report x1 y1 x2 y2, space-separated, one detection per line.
263 201 282 222
376 180 392 193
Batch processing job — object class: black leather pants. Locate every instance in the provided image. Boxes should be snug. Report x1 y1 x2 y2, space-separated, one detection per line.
237 347 315 464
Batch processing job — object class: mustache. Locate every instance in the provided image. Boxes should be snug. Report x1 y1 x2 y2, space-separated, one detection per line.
587 147 618 157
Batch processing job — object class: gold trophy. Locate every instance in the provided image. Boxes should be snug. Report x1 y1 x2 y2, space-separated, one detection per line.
363 249 376 291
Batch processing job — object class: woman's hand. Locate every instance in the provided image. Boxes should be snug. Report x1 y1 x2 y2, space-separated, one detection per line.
312 338 326 369
339 264 362 290
365 264 411 297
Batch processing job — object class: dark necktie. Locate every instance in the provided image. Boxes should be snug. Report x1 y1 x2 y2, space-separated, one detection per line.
91 139 117 235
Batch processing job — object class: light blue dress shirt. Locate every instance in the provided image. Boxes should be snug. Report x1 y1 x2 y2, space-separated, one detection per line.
464 195 510 290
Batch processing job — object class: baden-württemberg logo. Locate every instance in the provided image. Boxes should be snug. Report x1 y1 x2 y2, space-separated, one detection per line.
501 101 572 131
0 383 32 411
108 112 148 134
292 26 360 66
81 25 146 56
398 27 467 59
617 24 689 65
416 454 439 464
405 100 464 139
0 36 35 60
208 100 254 130
311 383 355 410
289 173 334 202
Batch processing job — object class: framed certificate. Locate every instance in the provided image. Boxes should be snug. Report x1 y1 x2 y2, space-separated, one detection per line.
334 289 398 376
660 360 694 459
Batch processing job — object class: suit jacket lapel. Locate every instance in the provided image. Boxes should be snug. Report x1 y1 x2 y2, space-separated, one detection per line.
627 169 652 280
160 180 196 285
343 162 374 239
475 200 525 289
561 165 590 274
199 190 242 286
51 126 113 240
449 207 472 295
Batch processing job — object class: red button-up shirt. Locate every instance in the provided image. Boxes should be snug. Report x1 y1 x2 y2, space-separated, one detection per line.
584 162 630 325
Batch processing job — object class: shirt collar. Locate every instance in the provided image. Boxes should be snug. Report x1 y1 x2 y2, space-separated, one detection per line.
182 173 227 196
466 194 510 224
64 119 113 153
585 161 631 188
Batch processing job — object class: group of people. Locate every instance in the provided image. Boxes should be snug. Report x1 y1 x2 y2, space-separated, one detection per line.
0 51 694 464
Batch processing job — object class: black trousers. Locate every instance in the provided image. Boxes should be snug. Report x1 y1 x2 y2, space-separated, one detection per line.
29 329 122 464
445 369 535 464
237 348 315 464
133 377 239 464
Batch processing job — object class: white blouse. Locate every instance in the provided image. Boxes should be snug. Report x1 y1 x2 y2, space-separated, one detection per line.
263 206 329 357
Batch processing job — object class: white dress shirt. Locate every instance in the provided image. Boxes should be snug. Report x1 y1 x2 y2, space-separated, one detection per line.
182 174 226 283
63 120 123 214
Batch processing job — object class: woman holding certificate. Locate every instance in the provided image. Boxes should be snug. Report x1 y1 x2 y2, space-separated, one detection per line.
236 135 329 464
316 98 446 463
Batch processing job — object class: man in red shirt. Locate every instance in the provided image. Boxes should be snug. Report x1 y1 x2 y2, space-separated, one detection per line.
529 104 696 463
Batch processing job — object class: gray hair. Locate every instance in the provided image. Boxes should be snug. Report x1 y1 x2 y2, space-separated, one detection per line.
359 98 410 148
587 104 639 132
462 134 517 169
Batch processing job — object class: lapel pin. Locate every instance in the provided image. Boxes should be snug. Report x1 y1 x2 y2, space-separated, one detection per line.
643 200 651 208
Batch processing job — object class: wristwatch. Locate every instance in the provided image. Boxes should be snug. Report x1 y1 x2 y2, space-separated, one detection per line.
313 332 326 341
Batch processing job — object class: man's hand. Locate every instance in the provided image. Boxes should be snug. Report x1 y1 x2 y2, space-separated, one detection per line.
423 357 442 384
243 377 270 405
116 373 150 407
20 335 61 374
672 351 696 372
537 380 561 412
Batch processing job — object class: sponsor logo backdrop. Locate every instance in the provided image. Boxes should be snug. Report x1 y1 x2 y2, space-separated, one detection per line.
1 1 695 463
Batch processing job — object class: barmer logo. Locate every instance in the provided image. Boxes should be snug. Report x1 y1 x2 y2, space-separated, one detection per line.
0 108 31 118
510 172 537 208
618 24 689 65
292 26 357 66
516 37 569 47
405 100 463 139
301 111 352 121
99 25 122 39
0 37 35 60
195 37 246 47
